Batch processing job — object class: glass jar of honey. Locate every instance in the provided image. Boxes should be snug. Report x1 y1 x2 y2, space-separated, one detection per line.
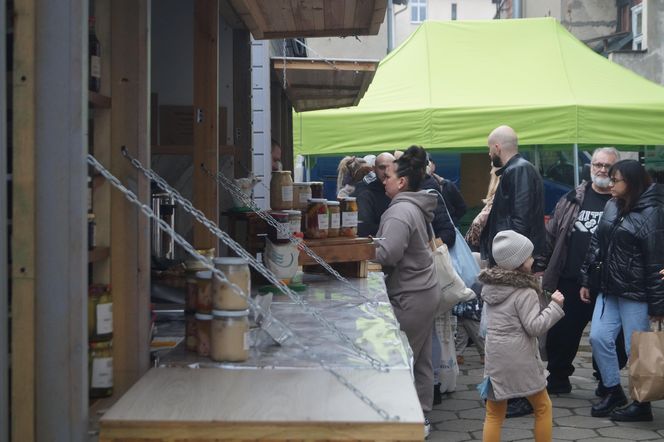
327 201 340 238
89 340 113 398
88 284 113 342
212 257 250 311
340 197 358 237
292 182 312 210
211 309 250 362
270 170 294 210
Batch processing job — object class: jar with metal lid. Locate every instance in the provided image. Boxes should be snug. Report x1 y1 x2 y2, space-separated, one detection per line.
284 210 302 235
87 213 96 250
292 182 312 210
211 309 250 362
195 271 213 313
212 257 250 311
340 197 358 237
266 211 290 244
195 313 213 357
270 170 293 210
88 284 113 342
309 181 324 199
89 340 113 398
185 248 215 271
305 198 329 239
185 313 197 352
327 201 341 237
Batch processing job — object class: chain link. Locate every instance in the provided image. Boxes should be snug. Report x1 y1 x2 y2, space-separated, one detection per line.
120 148 389 371
88 154 399 421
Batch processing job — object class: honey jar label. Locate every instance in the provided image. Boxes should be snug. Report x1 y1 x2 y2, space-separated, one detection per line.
299 192 311 204
281 186 293 202
244 331 250 350
96 303 113 335
317 214 329 230
289 220 300 233
342 212 358 227
330 213 340 229
91 357 113 388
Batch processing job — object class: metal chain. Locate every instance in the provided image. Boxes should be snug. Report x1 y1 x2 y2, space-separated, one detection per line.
87 154 398 421
120 148 389 371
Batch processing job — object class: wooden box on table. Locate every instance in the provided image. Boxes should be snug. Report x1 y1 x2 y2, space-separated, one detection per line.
299 236 375 278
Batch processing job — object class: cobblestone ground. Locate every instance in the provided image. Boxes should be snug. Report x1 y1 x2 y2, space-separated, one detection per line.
430 327 664 441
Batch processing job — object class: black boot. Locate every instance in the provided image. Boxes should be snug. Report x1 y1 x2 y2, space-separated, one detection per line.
433 383 442 405
505 397 533 418
591 385 627 417
610 400 653 422
595 382 609 397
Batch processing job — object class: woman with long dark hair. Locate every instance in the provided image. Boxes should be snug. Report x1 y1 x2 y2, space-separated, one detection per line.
580 159 664 421
374 145 440 436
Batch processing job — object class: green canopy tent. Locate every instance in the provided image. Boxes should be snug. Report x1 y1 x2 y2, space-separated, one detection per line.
293 18 664 156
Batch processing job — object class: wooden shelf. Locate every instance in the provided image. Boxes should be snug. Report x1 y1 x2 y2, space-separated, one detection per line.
92 173 105 189
88 247 110 263
89 91 112 109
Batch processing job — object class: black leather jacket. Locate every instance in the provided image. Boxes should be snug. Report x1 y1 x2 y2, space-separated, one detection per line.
580 184 664 316
480 154 545 269
353 174 391 237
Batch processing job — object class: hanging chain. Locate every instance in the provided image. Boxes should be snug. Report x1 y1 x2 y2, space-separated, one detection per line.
87 154 398 421
120 148 389 371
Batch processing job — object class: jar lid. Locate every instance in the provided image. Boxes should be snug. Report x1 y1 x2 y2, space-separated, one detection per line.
309 181 324 185
307 198 328 203
326 200 340 206
213 257 248 266
195 270 212 279
195 313 213 320
283 210 302 215
89 340 112 349
272 170 291 174
212 309 250 318
341 196 357 201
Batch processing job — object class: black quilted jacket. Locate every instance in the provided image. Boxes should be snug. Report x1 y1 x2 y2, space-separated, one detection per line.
580 184 664 316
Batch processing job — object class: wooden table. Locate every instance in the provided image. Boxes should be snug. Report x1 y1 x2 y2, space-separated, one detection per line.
99 367 423 441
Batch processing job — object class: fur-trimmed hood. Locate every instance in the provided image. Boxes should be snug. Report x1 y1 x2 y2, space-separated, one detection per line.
479 267 541 306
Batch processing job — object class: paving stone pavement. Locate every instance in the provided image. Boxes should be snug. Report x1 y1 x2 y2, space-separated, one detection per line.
429 329 664 441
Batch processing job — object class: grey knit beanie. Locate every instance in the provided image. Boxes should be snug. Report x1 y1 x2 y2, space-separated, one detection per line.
492 230 534 270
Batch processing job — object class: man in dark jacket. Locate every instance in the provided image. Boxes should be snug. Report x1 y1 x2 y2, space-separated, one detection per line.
353 152 393 237
541 147 627 395
480 125 545 271
479 125 546 418
429 160 467 226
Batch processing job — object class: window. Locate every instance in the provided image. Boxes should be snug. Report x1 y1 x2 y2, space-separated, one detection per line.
411 0 427 23
451 3 457 20
631 3 645 50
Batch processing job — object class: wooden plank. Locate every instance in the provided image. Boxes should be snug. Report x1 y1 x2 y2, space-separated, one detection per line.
89 247 111 263
193 0 219 250
238 0 268 38
369 0 388 34
312 0 325 31
11 0 36 439
354 0 374 29
290 0 315 32
272 58 378 72
343 0 357 31
298 237 375 266
110 0 151 396
324 0 344 30
99 368 423 441
89 91 112 108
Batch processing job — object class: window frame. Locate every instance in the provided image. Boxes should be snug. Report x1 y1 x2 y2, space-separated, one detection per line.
631 3 645 50
410 0 427 23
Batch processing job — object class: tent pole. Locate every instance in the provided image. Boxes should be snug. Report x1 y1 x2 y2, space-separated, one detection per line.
573 143 580 187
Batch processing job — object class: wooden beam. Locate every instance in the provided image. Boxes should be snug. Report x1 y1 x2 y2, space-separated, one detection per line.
272 58 378 72
12 0 36 439
236 0 266 39
193 0 219 250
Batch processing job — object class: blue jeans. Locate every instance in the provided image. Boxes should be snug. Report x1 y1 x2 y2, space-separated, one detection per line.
589 293 650 388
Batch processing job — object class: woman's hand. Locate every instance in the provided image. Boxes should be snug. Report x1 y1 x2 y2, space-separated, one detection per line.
660 268 664 280
580 287 592 304
551 290 564 307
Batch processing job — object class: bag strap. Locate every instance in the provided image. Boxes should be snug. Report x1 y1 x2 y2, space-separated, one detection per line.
428 223 437 252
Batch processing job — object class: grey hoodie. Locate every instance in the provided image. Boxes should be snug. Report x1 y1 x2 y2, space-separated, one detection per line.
375 190 438 298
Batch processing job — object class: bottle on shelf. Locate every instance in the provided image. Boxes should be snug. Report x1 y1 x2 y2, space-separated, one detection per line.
89 15 101 93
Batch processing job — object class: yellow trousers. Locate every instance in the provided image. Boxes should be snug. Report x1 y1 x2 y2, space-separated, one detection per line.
483 389 552 442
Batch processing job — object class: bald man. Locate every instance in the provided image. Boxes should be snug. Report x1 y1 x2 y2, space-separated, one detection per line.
352 152 394 237
479 125 546 419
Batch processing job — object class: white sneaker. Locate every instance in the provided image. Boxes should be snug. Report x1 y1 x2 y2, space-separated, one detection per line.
424 417 431 439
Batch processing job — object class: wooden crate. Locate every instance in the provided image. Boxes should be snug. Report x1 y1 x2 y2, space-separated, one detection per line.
299 237 375 278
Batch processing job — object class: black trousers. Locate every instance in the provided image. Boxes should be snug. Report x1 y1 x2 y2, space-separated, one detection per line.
546 277 627 382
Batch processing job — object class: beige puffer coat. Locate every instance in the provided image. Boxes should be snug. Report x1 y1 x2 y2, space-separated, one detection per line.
479 268 564 401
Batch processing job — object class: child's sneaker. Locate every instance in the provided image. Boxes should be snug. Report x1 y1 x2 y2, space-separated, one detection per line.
424 417 431 438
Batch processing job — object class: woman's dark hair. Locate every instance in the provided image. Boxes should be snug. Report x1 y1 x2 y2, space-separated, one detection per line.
609 159 652 214
395 145 428 191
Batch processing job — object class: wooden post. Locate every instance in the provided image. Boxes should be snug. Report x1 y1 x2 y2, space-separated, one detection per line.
193 0 219 250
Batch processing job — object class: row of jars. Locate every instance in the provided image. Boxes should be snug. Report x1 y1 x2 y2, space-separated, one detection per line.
88 284 114 398
270 170 326 211
185 257 252 362
268 197 358 241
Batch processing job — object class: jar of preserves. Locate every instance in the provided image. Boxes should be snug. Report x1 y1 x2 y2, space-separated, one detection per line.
309 181 324 199
284 210 302 235
88 284 113 342
305 198 329 239
267 211 290 244
327 201 340 238
212 257 250 311
195 271 213 313
185 248 215 271
89 340 113 398
211 309 250 362
270 170 293 210
340 197 358 237
184 275 198 312
185 313 197 352
292 182 312 210
195 313 213 357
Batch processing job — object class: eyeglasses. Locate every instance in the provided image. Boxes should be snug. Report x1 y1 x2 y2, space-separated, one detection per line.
609 178 625 185
592 162 613 170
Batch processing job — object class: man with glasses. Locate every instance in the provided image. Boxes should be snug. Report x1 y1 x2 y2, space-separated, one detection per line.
353 152 394 237
541 147 627 395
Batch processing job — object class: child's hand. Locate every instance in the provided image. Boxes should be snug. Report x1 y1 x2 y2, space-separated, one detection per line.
551 290 564 307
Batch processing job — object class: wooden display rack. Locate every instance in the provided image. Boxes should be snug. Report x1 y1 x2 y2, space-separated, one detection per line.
299 236 375 278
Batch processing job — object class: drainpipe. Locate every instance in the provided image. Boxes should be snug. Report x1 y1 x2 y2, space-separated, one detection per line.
513 0 522 18
387 0 395 53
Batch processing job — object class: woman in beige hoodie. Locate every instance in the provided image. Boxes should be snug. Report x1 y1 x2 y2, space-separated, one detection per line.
374 145 439 436
479 230 565 442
